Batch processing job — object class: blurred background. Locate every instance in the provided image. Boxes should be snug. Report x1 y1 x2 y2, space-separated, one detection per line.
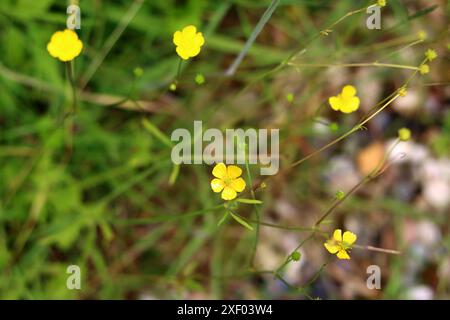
0 0 448 299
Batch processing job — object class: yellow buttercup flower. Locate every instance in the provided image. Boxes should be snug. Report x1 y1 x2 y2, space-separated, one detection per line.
173 25 205 60
211 163 246 201
324 229 357 260
329 85 360 113
47 29 83 62
377 0 386 7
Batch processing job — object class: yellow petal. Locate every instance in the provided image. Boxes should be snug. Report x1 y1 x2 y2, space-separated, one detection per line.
211 178 225 193
212 163 227 179
50 30 63 43
342 85 356 98
176 46 190 60
324 241 339 254
336 249 350 260
221 186 237 201
187 45 201 58
64 29 77 41
343 231 357 245
182 25 197 37
227 165 242 179
47 42 59 58
328 96 341 111
173 30 182 46
341 96 360 113
230 177 246 192
333 229 342 242
194 32 205 47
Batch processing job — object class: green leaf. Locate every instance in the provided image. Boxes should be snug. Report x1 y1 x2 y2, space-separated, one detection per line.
408 5 438 20
229 212 253 231
236 198 263 204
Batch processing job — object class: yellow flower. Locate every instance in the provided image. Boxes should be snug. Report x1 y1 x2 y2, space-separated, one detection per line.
173 25 205 60
425 49 437 61
419 64 429 75
211 163 246 201
324 229 357 260
328 85 360 113
398 127 411 141
377 0 386 7
47 29 83 62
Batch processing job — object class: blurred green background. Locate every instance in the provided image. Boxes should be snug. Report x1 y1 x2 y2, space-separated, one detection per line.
0 0 449 299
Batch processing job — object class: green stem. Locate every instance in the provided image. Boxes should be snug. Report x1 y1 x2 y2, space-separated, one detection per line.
65 61 77 114
245 154 260 267
176 57 183 79
353 244 401 255
288 62 419 71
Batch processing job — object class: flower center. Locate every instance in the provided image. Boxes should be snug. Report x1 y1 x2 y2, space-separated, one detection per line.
330 240 351 251
223 176 233 186
341 242 352 250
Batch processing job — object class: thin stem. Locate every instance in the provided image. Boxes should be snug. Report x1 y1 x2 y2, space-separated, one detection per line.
275 233 315 275
65 61 77 114
316 136 403 227
322 7 367 33
274 273 314 300
245 156 260 267
64 60 78 161
288 62 419 71
176 57 183 79
370 138 400 178
379 39 424 60
315 178 368 227
358 34 419 54
353 244 401 255
251 220 319 232
225 0 280 76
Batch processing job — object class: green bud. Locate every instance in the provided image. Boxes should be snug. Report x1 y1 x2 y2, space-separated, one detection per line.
329 122 339 132
335 190 345 200
291 251 301 261
133 67 144 78
195 73 205 85
286 93 294 103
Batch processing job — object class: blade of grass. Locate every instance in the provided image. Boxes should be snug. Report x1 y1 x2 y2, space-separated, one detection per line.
224 0 280 76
